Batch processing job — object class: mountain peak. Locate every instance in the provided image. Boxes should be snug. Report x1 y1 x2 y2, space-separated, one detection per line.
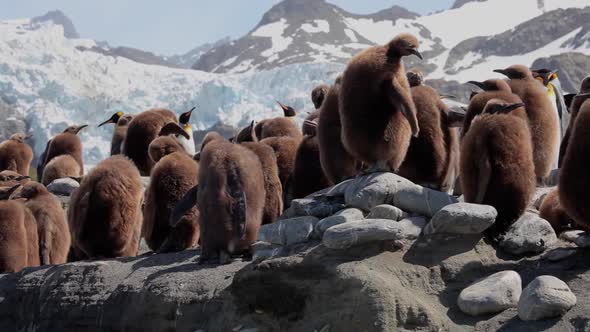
31 10 79 39
451 0 487 9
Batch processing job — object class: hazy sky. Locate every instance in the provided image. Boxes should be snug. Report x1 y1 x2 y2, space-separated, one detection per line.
0 1 455 55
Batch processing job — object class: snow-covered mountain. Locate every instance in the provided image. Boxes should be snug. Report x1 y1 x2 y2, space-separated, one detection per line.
2 0 590 166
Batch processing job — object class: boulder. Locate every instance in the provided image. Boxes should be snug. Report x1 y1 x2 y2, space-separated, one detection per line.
518 276 576 321
367 204 407 221
322 218 420 249
457 271 522 316
544 248 577 262
282 197 346 219
257 216 319 246
560 230 584 243
423 203 496 235
499 212 557 255
575 233 590 248
314 208 364 238
398 217 428 239
46 177 80 196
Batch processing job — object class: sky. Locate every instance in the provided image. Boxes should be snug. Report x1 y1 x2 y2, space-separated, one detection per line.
0 0 455 56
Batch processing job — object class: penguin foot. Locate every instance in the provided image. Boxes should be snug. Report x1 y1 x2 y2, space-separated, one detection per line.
360 160 391 175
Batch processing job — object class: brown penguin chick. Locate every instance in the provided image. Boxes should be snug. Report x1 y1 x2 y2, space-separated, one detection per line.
67 156 144 259
172 139 265 264
406 69 424 87
559 94 590 232
494 65 560 179
144 125 200 253
462 79 521 137
318 77 361 183
398 85 462 192
260 136 301 190
0 133 34 175
559 77 590 167
241 141 283 225
286 124 333 204
0 170 30 187
460 100 535 240
13 182 71 265
44 124 87 177
254 102 302 140
99 112 134 155
41 154 81 186
122 108 179 175
539 189 570 233
235 120 257 143
0 199 28 273
339 33 421 173
311 84 329 109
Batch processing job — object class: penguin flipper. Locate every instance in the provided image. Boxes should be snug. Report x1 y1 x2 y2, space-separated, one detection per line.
475 147 492 204
39 221 53 265
386 78 420 137
227 168 247 241
170 184 199 227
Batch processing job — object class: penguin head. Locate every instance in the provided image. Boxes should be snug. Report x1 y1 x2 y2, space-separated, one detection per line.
148 136 184 162
467 79 511 92
200 131 225 152
406 69 424 87
482 99 525 115
277 101 296 118
12 182 47 200
117 114 134 127
0 184 22 200
179 107 196 125
302 120 318 136
579 76 590 93
159 123 189 140
388 33 422 60
311 85 329 110
9 133 33 143
0 171 29 184
98 112 123 127
532 68 558 86
63 124 88 135
493 65 532 80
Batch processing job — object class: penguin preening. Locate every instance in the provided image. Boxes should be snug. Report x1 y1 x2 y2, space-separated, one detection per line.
462 79 521 137
176 106 197 155
44 124 87 177
122 108 177 175
559 76 590 167
406 69 424 87
68 155 144 259
339 33 421 173
41 154 81 186
318 76 360 183
254 102 302 140
494 65 559 179
13 182 71 265
559 92 590 232
398 84 462 192
99 112 133 156
460 99 535 240
0 170 30 187
144 124 200 253
235 120 257 143
0 133 34 176
172 134 265 264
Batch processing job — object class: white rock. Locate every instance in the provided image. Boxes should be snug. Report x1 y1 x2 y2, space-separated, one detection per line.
342 172 457 216
46 177 80 196
518 276 576 321
322 218 417 249
314 208 364 238
367 204 407 221
423 203 497 235
257 216 319 246
560 230 584 243
499 212 557 255
458 271 522 316
398 217 428 239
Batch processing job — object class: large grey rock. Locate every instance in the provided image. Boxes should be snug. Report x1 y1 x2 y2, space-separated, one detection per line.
257 216 319 245
252 241 284 261
46 177 80 196
398 217 428 239
322 219 419 249
544 248 577 262
499 212 557 255
341 173 457 216
518 276 576 321
282 197 346 219
457 271 522 316
423 203 496 235
575 233 590 248
314 208 364 238
367 204 407 221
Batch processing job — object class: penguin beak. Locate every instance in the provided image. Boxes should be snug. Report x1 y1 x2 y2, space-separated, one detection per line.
159 123 190 139
277 101 296 117
467 81 486 90
24 134 33 140
194 152 201 162
408 48 423 60
500 103 525 113
439 94 456 100
5 184 23 200
15 175 30 181
575 92 590 100
75 125 88 134
98 118 114 127
493 69 509 77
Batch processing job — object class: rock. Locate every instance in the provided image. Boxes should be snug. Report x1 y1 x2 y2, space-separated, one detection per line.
322 219 418 249
423 203 497 235
398 217 428 239
367 204 407 221
282 197 346 219
257 216 319 246
499 212 557 255
252 242 283 261
342 173 457 215
560 230 584 243
457 271 522 316
46 177 80 196
518 276 576 321
575 233 590 248
544 248 577 262
314 208 364 238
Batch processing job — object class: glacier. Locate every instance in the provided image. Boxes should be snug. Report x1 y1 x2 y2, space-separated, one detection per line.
0 18 343 166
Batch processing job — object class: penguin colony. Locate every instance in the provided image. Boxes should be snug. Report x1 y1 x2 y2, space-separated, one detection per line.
0 32 586 271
